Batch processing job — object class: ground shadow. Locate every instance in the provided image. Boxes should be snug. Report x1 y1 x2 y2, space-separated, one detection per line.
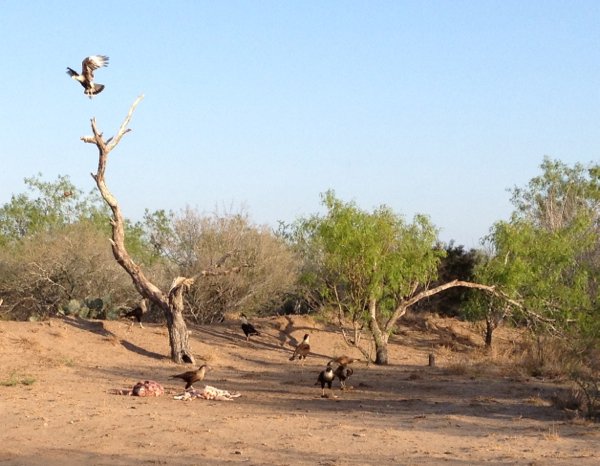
119 339 167 361
61 316 115 337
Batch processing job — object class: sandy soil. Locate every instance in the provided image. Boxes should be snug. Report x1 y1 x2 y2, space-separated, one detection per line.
1 314 599 465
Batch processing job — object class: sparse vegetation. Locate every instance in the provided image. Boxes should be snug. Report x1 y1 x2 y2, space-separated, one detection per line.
466 158 600 417
0 159 597 416
0 372 36 387
144 207 301 323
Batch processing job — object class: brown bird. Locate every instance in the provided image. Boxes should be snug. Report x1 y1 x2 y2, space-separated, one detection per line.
289 334 310 362
315 363 335 397
334 364 354 390
66 55 109 98
329 355 359 366
170 365 210 389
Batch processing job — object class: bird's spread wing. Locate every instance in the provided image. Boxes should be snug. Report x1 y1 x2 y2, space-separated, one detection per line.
81 55 109 81
66 67 79 77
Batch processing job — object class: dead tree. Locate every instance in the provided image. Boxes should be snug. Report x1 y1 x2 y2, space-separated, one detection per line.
80 95 200 364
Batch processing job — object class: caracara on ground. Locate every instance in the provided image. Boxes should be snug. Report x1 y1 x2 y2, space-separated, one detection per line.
289 334 310 362
170 365 211 390
66 55 109 98
122 299 148 330
334 364 354 390
240 313 260 341
315 364 335 397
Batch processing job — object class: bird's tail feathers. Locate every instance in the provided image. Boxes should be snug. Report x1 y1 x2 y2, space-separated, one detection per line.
91 83 105 95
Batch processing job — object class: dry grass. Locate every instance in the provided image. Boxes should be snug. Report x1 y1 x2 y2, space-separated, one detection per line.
543 423 561 441
0 371 36 387
526 395 552 407
9 335 40 351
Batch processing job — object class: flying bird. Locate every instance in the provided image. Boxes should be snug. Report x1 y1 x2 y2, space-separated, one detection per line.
240 313 260 341
289 334 310 362
334 364 354 390
66 55 109 98
170 365 211 390
315 364 335 397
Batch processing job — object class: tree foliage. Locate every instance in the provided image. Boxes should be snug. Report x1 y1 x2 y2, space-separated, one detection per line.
417 241 482 316
468 158 599 356
291 190 445 364
0 174 108 245
145 207 300 323
0 174 300 325
0 174 158 320
0 219 138 320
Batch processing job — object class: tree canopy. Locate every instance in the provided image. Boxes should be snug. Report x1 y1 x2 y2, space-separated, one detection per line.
291 190 445 364
467 158 599 351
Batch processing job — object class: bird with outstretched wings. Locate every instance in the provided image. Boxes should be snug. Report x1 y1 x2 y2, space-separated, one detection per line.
66 55 109 98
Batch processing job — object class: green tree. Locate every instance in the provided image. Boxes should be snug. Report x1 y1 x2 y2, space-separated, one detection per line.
0 174 152 320
294 191 487 365
292 192 522 364
468 158 599 351
0 174 106 245
417 241 482 317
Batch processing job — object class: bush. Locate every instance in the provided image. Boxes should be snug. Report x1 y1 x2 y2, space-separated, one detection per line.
0 222 140 320
160 208 301 323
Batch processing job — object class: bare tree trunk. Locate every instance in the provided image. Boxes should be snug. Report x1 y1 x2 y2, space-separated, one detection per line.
367 297 389 365
334 285 371 361
81 95 195 364
485 316 494 347
166 277 196 363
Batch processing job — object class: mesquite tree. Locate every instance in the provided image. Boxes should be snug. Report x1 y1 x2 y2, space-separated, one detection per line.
292 190 517 365
468 158 600 347
81 95 218 364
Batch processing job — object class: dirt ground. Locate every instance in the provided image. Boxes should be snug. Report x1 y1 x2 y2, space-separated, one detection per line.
1 313 599 465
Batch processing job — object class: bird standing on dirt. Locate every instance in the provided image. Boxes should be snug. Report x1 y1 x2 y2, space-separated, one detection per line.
240 313 260 341
170 365 211 390
289 334 310 362
315 364 335 397
122 299 148 330
334 364 354 390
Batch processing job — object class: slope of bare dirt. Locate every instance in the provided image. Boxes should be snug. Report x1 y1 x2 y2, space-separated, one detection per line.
1 314 599 465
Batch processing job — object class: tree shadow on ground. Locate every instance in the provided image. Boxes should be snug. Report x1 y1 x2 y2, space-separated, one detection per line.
195 323 334 362
61 316 166 361
119 339 167 361
61 315 114 337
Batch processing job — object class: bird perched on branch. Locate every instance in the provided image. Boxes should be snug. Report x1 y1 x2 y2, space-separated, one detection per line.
289 334 310 362
315 363 335 397
122 299 148 330
66 55 109 98
170 365 211 390
334 364 354 390
240 313 260 341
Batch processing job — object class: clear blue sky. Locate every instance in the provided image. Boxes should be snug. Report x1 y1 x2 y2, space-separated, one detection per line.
0 1 598 247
